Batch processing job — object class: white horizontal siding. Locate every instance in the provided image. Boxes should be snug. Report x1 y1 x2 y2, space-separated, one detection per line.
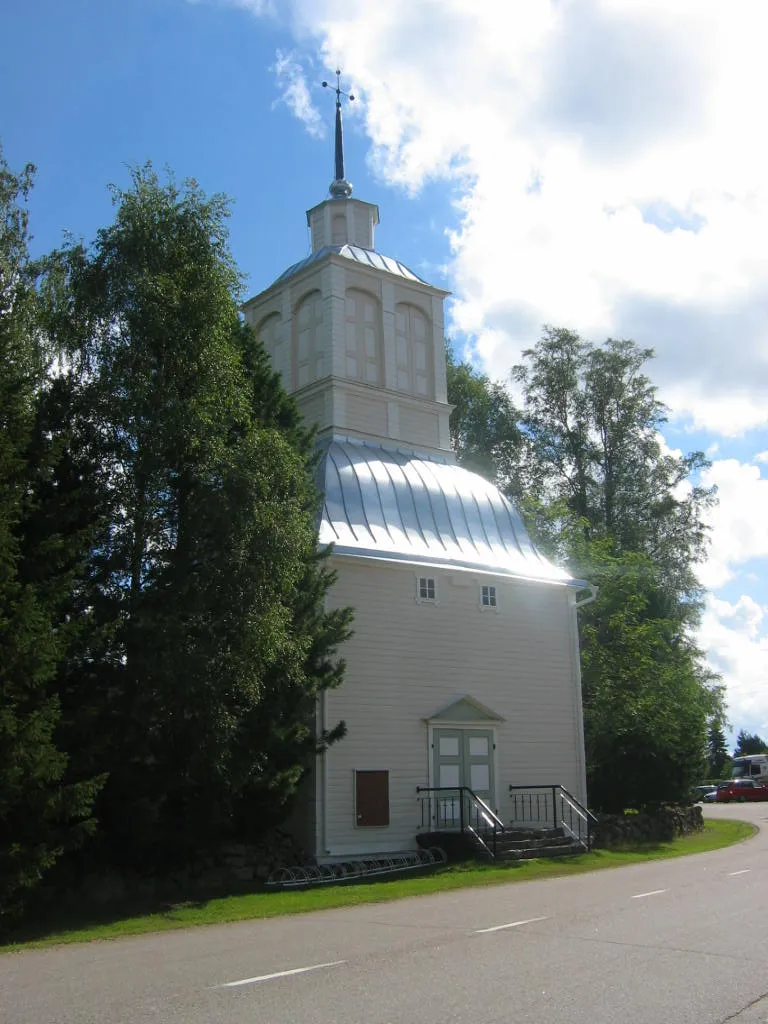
317 559 585 857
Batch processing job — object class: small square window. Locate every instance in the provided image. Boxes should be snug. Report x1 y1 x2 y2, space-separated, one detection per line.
481 585 497 607
419 576 436 601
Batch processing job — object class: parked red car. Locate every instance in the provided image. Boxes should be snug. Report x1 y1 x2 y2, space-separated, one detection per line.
716 779 768 802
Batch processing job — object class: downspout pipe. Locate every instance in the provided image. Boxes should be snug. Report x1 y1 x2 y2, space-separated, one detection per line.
570 583 597 809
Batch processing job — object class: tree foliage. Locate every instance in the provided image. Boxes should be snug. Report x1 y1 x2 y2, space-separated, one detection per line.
733 730 768 757
578 543 717 811
0 149 102 920
446 342 520 482
706 722 730 779
510 327 715 614
446 330 722 811
42 167 352 868
0 153 352 921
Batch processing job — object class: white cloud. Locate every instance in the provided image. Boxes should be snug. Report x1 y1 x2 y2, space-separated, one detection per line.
756 451 768 464
699 595 768 737
271 50 326 139
657 432 683 461
697 458 768 590
233 0 768 436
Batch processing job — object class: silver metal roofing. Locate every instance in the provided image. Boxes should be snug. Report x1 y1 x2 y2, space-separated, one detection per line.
317 439 585 587
271 245 429 288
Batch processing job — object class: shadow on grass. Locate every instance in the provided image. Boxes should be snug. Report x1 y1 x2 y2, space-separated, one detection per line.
2 888 237 948
2 866 444 947
2 819 754 950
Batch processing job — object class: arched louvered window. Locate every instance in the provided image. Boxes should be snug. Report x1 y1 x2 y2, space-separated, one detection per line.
394 302 432 398
293 291 324 388
345 288 382 385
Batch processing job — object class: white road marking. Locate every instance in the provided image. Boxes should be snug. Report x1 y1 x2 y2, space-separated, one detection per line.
631 889 667 899
216 960 347 989
727 869 751 876
475 916 549 934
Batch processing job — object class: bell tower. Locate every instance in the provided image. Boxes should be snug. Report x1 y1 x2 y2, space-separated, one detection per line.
242 71 453 458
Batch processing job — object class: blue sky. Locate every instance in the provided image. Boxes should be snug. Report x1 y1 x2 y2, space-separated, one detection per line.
2 0 766 744
1 0 453 296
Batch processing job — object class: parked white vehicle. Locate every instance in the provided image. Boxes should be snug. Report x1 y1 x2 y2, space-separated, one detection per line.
731 754 768 779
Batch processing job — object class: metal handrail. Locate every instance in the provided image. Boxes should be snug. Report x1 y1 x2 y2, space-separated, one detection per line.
560 787 599 828
467 791 505 832
465 824 494 859
416 786 505 858
508 784 597 851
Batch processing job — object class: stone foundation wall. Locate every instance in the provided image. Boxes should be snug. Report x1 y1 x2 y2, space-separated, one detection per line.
593 805 704 848
46 829 309 909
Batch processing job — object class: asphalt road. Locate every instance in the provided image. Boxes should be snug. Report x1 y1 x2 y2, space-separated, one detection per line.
2 803 767 1024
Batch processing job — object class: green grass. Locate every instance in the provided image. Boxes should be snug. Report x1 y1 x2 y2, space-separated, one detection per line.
1 818 754 953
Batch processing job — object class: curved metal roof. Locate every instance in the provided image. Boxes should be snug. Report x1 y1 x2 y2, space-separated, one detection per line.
317 439 584 587
271 245 429 288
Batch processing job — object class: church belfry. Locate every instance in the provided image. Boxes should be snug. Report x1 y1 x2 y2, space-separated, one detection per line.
242 71 453 457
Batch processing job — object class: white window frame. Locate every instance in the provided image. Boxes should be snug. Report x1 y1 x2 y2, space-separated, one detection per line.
480 584 498 610
415 574 438 605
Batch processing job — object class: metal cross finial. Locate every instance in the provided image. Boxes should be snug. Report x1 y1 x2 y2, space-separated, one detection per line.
322 69 355 108
322 69 354 198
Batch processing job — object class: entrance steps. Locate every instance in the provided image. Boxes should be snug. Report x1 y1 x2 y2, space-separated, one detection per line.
493 827 585 860
417 825 586 862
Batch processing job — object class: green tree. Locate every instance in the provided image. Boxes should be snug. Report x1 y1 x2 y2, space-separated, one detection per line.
47 166 352 867
0 149 102 921
446 326 723 811
733 730 768 756
511 327 715 613
579 543 717 811
706 722 730 778
445 342 520 482
509 330 721 809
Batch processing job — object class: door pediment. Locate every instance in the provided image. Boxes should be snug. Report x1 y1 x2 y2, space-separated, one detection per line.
426 694 505 724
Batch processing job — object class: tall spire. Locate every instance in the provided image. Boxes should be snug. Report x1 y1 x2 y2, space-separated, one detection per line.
322 70 354 199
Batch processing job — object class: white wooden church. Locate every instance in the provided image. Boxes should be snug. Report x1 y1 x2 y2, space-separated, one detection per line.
243 82 593 861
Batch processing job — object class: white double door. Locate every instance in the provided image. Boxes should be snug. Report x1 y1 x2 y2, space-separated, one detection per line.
433 728 495 825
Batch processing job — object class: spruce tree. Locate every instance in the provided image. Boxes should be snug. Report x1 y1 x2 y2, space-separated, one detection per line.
706 723 730 778
0 149 102 922
733 730 768 757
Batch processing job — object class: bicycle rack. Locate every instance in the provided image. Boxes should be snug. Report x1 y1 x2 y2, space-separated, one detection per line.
265 847 447 889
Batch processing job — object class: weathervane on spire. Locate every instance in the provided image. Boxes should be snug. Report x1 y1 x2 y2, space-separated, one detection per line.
322 69 354 199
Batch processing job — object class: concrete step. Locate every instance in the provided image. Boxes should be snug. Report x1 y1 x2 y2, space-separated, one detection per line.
493 835 576 852
498 842 585 861
502 827 565 841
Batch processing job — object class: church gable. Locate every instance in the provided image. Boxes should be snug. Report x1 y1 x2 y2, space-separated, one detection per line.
427 695 505 724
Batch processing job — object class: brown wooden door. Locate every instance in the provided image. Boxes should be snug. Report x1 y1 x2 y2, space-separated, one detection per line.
355 770 390 827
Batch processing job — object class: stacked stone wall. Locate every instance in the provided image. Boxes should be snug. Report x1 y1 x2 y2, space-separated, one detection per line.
593 805 704 847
